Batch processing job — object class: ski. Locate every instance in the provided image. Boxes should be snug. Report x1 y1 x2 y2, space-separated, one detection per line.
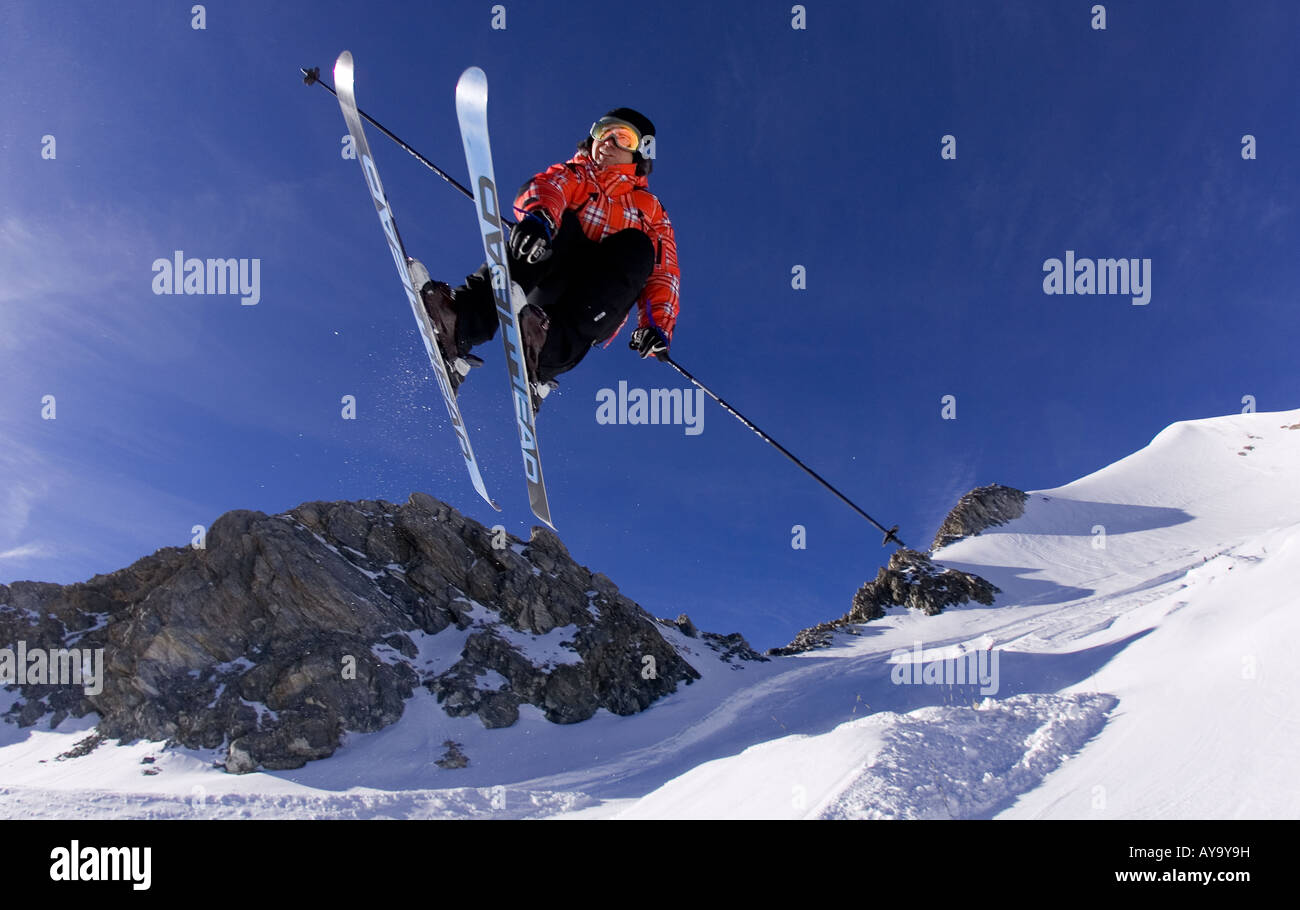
455 66 554 529
333 51 498 512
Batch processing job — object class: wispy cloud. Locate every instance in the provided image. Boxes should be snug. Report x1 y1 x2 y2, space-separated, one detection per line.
0 442 54 575
0 216 58 309
0 433 208 585
0 453 48 545
0 207 193 363
0 543 53 562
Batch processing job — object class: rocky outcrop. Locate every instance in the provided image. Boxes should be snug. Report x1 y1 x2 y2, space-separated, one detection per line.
848 549 998 620
769 477 1015 658
760 479 1031 657
768 549 999 655
654 614 767 667
698 631 767 664
668 614 698 638
766 621 839 658
436 740 469 769
930 484 1028 551
0 493 700 772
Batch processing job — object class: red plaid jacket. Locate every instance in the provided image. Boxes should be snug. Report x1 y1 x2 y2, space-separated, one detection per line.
513 149 680 341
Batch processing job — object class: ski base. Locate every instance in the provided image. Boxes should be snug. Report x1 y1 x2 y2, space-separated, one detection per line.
334 50 497 512
456 65 554 528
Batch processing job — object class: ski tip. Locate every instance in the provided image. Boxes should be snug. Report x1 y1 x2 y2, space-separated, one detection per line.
455 66 488 105
334 50 354 87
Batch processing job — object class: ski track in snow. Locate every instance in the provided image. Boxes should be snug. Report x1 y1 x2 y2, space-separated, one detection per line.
614 692 1115 820
0 784 594 820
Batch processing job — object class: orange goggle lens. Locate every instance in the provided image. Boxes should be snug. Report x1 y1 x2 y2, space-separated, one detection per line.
590 120 641 153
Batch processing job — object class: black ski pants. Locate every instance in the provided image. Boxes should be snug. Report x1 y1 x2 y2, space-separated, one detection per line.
452 210 655 383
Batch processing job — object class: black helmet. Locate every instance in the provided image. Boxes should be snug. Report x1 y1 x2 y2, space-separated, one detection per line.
587 107 656 175
600 107 655 143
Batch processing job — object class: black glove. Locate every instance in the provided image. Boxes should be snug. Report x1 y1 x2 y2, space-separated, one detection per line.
508 210 555 265
630 326 669 360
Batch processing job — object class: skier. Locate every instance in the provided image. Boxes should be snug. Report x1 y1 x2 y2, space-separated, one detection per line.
418 108 680 409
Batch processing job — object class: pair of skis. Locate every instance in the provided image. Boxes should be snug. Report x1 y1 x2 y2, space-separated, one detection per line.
333 51 552 528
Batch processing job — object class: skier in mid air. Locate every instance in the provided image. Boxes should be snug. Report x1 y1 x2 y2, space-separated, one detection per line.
417 108 680 410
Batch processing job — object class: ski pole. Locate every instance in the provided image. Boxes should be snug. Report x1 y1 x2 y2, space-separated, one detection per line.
304 63 898 544
303 64 509 221
660 354 906 548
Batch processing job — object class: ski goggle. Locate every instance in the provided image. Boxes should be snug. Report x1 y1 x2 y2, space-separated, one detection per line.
590 118 642 153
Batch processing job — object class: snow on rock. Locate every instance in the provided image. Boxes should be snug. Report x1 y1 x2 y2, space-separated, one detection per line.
0 493 701 773
931 484 1029 550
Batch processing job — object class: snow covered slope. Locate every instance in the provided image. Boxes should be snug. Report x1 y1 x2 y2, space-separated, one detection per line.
614 409 1300 819
3 409 1297 818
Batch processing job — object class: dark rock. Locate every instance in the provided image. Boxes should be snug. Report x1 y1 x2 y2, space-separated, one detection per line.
56 733 106 761
225 739 258 774
848 549 998 620
542 664 599 724
701 631 768 664
436 739 469 769
931 483 1028 551
478 692 521 729
767 622 840 657
3 491 708 774
769 546 1000 656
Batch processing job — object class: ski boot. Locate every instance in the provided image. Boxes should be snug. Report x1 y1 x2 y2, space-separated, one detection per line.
408 258 482 393
516 293 553 412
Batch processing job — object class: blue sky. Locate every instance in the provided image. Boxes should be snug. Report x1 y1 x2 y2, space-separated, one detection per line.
2 1 1297 650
